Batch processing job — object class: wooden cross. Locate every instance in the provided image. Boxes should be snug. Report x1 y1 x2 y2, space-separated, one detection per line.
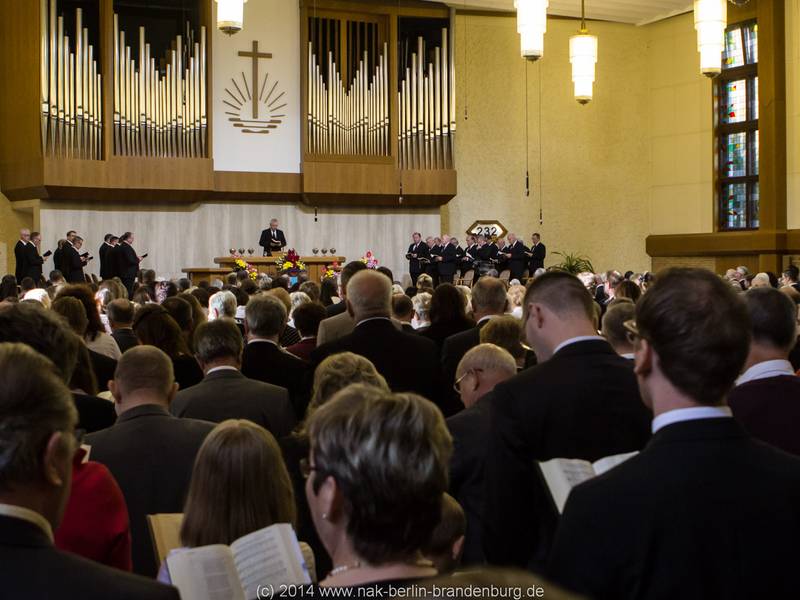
238 40 272 119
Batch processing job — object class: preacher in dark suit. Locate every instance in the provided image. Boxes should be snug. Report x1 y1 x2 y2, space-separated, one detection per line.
0 344 179 600
85 347 215 577
728 287 800 456
548 268 800 600
259 218 288 256
171 319 296 438
528 232 546 272
483 272 651 569
98 233 118 280
406 232 430 286
116 232 141 297
311 269 442 404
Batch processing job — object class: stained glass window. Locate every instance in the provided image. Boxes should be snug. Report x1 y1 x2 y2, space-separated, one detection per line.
718 21 758 230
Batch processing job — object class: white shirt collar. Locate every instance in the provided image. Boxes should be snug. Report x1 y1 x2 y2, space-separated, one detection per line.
0 503 53 541
206 365 239 375
356 316 392 327
620 352 636 360
477 315 497 325
736 359 795 386
300 336 316 341
552 335 605 356
651 406 732 434
247 338 279 346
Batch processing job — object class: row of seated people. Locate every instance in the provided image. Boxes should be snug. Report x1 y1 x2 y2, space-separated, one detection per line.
2 263 800 598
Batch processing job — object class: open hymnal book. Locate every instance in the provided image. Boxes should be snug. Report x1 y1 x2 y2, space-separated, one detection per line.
166 523 311 600
538 451 639 514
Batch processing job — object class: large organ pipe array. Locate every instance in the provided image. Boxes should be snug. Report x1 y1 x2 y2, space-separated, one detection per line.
398 29 455 170
113 16 207 158
40 0 103 159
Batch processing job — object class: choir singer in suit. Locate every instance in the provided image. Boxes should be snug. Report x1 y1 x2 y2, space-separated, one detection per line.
24 231 46 284
528 233 546 272
406 232 429 286
259 218 287 256
438 236 460 285
116 232 142 297
548 268 800 600
503 233 528 281
14 229 31 282
99 234 118 280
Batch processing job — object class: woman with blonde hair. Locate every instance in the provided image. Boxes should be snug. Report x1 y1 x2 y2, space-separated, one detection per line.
159 419 298 583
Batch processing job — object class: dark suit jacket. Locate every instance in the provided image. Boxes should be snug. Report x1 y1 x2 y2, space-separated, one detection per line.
728 374 800 456
99 243 116 279
241 340 311 421
116 242 139 281
548 418 800 600
24 243 44 282
73 393 116 434
438 243 459 276
507 241 528 278
311 318 441 403
447 395 491 565
62 244 85 284
420 318 474 353
407 242 429 275
171 368 295 438
529 242 546 271
88 349 117 392
14 240 28 282
426 245 442 276
111 328 139 354
441 321 489 391
325 300 347 318
85 404 214 576
259 228 287 256
0 515 179 600
483 339 651 569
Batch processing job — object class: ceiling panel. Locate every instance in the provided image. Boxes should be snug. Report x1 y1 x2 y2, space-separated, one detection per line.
428 0 695 26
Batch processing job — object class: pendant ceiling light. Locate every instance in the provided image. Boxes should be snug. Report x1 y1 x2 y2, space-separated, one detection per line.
694 0 727 77
569 0 598 105
515 0 549 61
216 0 248 35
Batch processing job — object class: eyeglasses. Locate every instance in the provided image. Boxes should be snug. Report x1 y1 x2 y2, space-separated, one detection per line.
299 458 318 480
623 319 641 345
453 368 483 394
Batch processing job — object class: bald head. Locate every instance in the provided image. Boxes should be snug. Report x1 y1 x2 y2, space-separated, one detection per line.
110 346 177 412
471 277 508 317
456 343 517 408
346 270 392 322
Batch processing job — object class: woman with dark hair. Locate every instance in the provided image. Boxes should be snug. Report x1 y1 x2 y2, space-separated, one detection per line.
419 283 474 350
56 284 122 360
319 278 340 307
305 385 452 587
132 304 203 390
0 274 19 303
158 420 299 583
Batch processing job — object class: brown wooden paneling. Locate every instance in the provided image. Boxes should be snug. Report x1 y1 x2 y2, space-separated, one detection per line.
303 160 398 195
214 171 302 197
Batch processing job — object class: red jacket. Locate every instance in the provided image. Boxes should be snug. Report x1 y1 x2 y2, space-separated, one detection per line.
54 447 133 571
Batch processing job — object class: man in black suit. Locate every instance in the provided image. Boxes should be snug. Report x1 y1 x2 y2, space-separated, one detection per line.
0 303 116 434
14 228 31 283
548 268 800 600
0 343 178 600
447 344 518 566
426 236 442 287
311 269 441 403
406 232 429 286
86 347 214 577
441 277 509 402
437 236 460 285
108 299 139 353
483 272 651 569
503 233 528 281
60 235 87 284
116 232 141 297
527 232 546 273
98 233 118 280
259 217 288 256
23 231 46 284
241 295 311 421
728 287 800 456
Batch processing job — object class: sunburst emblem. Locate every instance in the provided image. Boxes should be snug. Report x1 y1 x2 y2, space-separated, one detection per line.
224 40 286 134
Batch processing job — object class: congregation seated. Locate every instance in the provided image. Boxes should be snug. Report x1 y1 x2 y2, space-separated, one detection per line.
0 303 116 433
132 304 204 391
208 289 237 321
479 315 537 371
547 268 800 599
263 288 302 347
446 343 517 565
160 296 196 354
728 287 800 455
311 270 441 402
391 293 415 332
85 347 215 576
411 291 432 330
483 271 651 569
280 351 390 578
56 284 122 360
0 343 178 599
319 277 340 308
600 300 637 360
317 261 368 344
286 301 327 361
172 319 295 437
241 294 311 419
304 384 450 587
107 298 138 353
23 287 51 308
158 419 297 584
421 493 465 575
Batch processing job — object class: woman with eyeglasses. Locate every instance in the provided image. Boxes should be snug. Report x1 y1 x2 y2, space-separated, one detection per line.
303 384 452 589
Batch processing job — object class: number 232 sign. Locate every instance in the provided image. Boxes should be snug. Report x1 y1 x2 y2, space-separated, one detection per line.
467 220 508 240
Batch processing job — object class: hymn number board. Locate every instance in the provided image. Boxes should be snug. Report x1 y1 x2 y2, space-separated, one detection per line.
467 220 507 240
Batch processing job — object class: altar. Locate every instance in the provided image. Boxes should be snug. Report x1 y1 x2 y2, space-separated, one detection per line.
182 256 346 285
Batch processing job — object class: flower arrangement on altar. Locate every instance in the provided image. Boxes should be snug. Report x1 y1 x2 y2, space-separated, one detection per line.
275 249 306 273
361 251 379 269
231 253 259 281
322 261 341 280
